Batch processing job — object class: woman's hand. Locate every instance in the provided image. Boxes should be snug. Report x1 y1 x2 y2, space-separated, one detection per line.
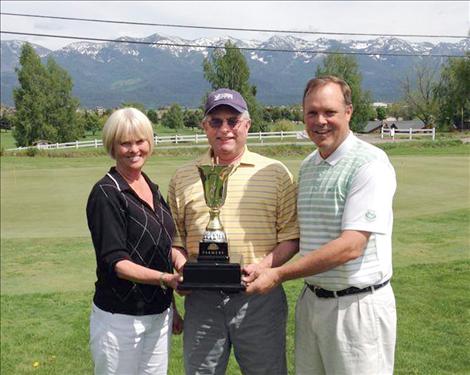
161 272 182 290
172 308 184 335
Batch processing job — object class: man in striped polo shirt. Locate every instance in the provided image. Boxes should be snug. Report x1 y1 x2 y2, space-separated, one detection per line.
168 88 299 375
247 76 397 375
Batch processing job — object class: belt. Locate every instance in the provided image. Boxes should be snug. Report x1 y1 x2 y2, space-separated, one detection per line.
306 280 389 298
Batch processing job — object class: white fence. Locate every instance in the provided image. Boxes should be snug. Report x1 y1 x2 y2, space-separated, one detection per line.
8 127 438 151
8 131 305 151
381 127 435 141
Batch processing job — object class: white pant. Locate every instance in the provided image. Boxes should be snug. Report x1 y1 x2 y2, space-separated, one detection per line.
90 303 172 375
295 283 396 375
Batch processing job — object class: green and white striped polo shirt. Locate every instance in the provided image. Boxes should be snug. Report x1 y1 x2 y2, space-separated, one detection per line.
298 133 396 290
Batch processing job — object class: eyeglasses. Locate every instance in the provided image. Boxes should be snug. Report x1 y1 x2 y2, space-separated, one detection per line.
207 117 242 129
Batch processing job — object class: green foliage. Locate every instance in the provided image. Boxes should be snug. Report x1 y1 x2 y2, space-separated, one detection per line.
366 104 377 121
120 101 146 113
203 41 264 132
161 104 184 130
13 44 54 146
83 111 101 136
146 109 159 124
434 53 470 131
12 43 81 147
271 119 295 132
183 108 203 129
401 61 440 127
0 112 13 131
46 59 82 141
291 105 303 122
25 147 39 157
315 54 372 132
264 106 300 123
388 101 415 121
203 40 251 92
376 106 388 121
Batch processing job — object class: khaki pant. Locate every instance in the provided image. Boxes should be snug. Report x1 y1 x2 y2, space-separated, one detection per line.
295 283 396 375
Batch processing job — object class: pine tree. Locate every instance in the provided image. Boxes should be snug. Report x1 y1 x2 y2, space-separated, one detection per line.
203 41 265 132
45 58 81 141
13 43 52 146
315 54 372 132
13 43 80 147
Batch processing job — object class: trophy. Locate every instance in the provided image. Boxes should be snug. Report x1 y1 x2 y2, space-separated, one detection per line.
178 163 245 292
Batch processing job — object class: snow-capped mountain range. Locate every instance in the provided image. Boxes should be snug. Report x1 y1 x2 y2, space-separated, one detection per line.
1 34 468 108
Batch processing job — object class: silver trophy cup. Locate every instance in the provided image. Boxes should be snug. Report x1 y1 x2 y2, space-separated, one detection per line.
178 163 245 291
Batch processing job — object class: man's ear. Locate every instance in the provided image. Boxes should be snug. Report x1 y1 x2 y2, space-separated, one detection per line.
245 119 252 131
346 104 353 121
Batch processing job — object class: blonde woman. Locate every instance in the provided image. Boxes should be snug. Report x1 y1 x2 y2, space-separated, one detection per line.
86 108 186 374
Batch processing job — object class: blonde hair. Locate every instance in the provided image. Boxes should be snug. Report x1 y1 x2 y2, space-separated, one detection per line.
102 107 154 158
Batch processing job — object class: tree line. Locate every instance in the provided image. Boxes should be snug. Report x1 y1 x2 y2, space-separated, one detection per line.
2 42 468 147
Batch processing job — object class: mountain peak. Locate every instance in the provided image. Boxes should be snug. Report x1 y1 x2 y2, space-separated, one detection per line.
1 35 467 108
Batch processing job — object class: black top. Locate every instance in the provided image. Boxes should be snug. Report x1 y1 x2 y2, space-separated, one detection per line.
86 167 175 315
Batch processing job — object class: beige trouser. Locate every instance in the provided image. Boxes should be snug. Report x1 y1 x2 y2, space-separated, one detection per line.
295 283 396 375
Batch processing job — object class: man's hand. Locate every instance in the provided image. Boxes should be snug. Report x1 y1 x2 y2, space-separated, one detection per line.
245 268 282 295
242 263 266 284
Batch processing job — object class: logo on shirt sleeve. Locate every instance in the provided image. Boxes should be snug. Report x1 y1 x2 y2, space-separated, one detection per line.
365 210 377 221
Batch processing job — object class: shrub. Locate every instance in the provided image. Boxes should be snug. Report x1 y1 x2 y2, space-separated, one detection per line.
26 147 39 157
271 119 295 132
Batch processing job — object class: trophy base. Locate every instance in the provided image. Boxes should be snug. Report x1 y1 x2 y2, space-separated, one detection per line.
178 254 246 292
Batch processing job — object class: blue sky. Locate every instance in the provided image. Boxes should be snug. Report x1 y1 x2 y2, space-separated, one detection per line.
1 1 469 50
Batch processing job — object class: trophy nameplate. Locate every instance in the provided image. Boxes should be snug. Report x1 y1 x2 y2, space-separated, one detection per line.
178 164 245 292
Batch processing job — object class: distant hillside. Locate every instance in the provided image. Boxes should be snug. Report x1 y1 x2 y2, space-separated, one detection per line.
1 35 468 108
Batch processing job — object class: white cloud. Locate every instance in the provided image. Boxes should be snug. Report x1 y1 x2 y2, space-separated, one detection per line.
1 1 468 50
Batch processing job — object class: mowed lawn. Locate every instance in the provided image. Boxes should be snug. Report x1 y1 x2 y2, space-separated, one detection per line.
1 143 469 374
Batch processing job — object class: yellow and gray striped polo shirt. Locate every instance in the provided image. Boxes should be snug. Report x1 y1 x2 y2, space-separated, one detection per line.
168 147 299 264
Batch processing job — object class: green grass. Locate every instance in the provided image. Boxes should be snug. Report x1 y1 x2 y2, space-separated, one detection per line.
2 262 469 374
394 261 470 374
0 130 17 150
1 143 470 374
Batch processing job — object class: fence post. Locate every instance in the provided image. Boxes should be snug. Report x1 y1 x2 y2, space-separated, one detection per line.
76 140 79 149
381 127 384 139
195 133 198 144
175 134 178 144
409 128 412 140
259 131 262 142
94 139 98 148
432 127 435 141
281 130 284 140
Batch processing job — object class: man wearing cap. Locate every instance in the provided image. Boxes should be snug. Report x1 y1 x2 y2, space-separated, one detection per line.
168 88 299 375
246 76 397 374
